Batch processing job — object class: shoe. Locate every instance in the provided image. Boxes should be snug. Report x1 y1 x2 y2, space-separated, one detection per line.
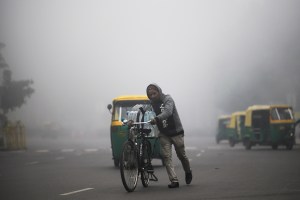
185 172 192 184
168 182 179 188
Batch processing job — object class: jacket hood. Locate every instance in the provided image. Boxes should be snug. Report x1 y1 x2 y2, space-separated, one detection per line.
146 83 164 101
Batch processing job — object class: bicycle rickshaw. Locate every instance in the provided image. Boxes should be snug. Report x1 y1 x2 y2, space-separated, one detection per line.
243 104 295 150
107 95 163 167
227 111 246 147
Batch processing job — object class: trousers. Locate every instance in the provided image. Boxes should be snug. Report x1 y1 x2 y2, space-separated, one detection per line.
159 133 191 182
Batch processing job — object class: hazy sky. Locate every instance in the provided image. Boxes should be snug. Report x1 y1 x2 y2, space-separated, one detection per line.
1 0 299 134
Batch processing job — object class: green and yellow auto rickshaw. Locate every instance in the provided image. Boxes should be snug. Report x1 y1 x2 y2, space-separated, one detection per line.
295 112 300 126
295 112 300 139
107 95 163 167
216 115 231 144
243 105 295 150
227 111 246 147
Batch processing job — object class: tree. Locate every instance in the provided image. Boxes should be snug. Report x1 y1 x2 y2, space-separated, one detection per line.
0 43 34 117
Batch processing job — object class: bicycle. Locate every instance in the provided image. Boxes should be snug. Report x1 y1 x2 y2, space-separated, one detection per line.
120 119 158 192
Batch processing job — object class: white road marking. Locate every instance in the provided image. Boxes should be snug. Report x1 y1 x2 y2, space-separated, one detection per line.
55 157 65 160
196 153 201 157
84 149 98 152
186 146 197 150
26 161 39 165
61 149 74 152
36 149 49 153
60 188 94 196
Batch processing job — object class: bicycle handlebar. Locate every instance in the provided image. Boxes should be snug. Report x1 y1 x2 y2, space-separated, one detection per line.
122 120 152 126
132 121 151 125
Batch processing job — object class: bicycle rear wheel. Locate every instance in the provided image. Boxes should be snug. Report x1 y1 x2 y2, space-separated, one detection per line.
120 140 138 192
141 140 152 187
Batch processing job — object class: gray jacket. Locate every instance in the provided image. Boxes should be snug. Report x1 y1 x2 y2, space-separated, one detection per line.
146 83 184 137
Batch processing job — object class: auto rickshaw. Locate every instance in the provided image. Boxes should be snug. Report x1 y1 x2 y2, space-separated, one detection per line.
107 95 163 167
243 104 295 150
216 115 231 144
295 112 300 139
227 111 246 147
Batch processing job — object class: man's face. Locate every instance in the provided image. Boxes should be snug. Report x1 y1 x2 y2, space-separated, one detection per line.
147 87 160 102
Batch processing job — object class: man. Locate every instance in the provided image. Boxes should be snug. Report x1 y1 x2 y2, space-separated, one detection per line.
146 83 192 188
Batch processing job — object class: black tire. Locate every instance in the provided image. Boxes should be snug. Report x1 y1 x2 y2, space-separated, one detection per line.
244 138 252 150
286 140 294 150
114 159 119 168
120 141 138 192
229 138 235 147
271 144 278 150
141 140 152 187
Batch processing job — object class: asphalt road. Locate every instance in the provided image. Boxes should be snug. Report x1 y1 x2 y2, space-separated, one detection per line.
1 134 300 200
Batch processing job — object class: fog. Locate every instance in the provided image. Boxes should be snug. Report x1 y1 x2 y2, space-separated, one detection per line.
1 0 300 137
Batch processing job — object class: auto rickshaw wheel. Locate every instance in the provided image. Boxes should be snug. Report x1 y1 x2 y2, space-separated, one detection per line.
271 144 278 150
161 158 166 166
286 140 294 150
244 139 251 150
114 159 120 168
229 138 235 147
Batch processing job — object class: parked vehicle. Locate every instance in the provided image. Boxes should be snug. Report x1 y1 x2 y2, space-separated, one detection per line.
227 111 246 147
295 112 300 139
243 105 295 150
216 115 231 144
107 95 162 167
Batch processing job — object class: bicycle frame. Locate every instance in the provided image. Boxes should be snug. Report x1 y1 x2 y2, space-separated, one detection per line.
128 123 153 173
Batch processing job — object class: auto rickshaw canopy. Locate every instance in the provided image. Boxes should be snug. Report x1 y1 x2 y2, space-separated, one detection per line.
112 95 149 102
228 111 246 129
245 104 295 127
110 95 150 126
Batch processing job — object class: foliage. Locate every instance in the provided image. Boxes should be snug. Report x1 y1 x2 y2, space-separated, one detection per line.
1 80 34 114
0 43 35 115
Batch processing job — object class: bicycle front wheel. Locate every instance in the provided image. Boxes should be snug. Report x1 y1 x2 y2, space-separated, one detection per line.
141 140 152 187
120 140 138 192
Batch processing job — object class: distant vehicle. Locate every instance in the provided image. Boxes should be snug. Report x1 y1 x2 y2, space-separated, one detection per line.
216 115 231 144
243 104 295 150
107 95 163 167
227 111 246 147
295 112 300 139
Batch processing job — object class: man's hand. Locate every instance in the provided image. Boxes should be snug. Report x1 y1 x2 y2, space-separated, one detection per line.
150 118 157 125
127 120 134 127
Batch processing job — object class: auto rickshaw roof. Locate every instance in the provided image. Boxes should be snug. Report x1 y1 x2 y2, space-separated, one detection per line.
113 95 149 102
218 115 231 119
231 111 246 116
246 104 292 111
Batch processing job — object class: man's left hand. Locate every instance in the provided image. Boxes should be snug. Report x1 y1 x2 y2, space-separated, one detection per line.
150 118 157 125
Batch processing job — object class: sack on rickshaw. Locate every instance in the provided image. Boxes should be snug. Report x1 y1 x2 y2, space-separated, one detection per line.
127 104 158 137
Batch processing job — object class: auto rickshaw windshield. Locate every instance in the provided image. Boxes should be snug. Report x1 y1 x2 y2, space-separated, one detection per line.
270 107 294 120
218 117 230 128
112 101 149 121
